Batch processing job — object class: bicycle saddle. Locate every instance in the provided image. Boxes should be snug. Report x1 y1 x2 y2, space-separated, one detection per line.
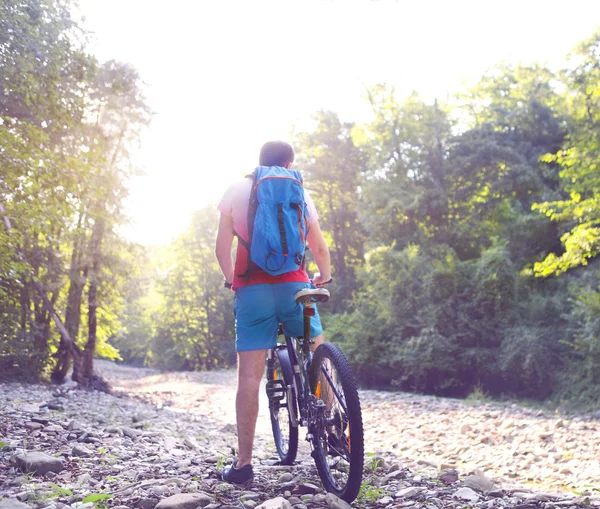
294 287 330 305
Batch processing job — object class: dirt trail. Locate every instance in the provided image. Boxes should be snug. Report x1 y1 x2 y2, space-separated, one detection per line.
96 360 600 496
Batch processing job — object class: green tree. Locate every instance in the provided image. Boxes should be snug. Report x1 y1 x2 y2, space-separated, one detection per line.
534 31 600 276
295 111 366 311
148 208 235 370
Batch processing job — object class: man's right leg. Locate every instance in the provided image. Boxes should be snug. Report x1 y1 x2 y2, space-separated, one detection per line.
235 349 267 468
224 284 277 483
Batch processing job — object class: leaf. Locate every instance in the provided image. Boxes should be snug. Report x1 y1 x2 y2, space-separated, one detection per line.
82 494 112 503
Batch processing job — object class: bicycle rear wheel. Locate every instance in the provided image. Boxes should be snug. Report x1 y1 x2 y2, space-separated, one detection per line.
266 350 298 465
309 342 364 502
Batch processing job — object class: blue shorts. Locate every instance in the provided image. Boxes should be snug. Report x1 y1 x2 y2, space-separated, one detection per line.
234 282 323 352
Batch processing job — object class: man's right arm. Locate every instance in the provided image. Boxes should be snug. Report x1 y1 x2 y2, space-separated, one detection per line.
215 212 235 286
306 220 332 286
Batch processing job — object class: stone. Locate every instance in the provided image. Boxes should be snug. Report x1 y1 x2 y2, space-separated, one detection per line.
25 422 43 431
385 469 405 480
387 463 400 473
13 452 64 475
123 427 142 439
0 500 33 509
138 498 157 509
72 445 93 457
278 472 294 482
255 498 292 509
395 487 425 499
183 437 199 450
324 493 352 509
378 496 394 505
164 437 177 450
439 469 459 484
292 483 320 495
463 473 494 493
454 487 480 503
46 401 64 411
240 493 262 501
155 493 213 509
43 424 63 432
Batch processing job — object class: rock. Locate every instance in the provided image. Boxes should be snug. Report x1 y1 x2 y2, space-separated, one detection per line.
72 445 93 457
183 437 199 450
378 496 394 505
123 427 142 439
387 463 400 473
68 420 84 431
43 424 63 432
454 487 480 503
292 483 320 495
255 498 292 509
13 452 64 475
240 493 262 501
439 469 459 484
0 500 33 509
324 493 352 509
243 501 258 509
395 487 425 499
138 498 157 509
463 473 494 493
46 401 64 411
385 469 405 480
25 422 43 431
155 493 213 509
278 472 294 482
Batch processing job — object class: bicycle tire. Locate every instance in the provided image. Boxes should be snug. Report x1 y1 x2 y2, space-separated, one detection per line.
266 351 299 465
309 342 364 502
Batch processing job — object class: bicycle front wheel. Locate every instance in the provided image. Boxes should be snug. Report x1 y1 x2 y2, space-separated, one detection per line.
266 350 298 465
309 342 364 502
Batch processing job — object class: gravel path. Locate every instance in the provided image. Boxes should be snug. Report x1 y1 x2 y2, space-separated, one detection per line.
0 359 598 509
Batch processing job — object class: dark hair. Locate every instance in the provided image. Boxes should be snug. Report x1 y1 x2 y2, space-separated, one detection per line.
259 141 295 167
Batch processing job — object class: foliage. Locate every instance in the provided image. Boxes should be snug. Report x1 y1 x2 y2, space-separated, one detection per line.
534 30 600 276
295 111 366 312
113 208 236 370
3 2 600 411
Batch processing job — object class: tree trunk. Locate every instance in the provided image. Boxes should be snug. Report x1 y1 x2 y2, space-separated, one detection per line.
52 214 88 383
1 197 109 392
81 217 106 389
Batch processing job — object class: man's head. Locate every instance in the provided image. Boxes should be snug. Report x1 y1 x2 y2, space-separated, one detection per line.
259 141 295 169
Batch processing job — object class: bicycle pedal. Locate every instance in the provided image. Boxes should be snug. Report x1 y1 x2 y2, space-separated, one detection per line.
266 379 286 401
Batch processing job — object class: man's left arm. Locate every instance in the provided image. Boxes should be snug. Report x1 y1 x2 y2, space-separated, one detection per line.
215 212 235 286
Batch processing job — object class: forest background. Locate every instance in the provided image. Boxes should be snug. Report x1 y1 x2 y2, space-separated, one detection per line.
2 0 600 411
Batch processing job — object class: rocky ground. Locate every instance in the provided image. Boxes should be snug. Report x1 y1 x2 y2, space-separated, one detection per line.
1 360 599 509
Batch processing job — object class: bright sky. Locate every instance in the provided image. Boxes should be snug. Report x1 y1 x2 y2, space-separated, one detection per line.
77 0 600 246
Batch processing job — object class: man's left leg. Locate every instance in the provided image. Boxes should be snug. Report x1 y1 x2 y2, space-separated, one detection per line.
235 349 266 468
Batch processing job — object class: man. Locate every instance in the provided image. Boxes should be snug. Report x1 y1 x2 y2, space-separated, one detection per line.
215 140 332 484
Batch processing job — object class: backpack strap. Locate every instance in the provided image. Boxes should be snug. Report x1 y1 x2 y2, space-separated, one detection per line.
264 203 289 272
235 170 259 280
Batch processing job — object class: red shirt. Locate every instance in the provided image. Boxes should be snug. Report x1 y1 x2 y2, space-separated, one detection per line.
217 177 319 291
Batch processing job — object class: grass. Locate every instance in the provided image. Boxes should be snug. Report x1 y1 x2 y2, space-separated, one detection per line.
465 383 492 404
355 480 385 507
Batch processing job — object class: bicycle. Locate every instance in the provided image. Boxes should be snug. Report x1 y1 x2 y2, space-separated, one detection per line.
265 285 364 502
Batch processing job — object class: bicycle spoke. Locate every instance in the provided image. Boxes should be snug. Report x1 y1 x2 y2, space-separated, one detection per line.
309 343 364 503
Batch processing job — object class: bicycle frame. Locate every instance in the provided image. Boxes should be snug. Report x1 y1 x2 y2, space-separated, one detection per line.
267 303 315 428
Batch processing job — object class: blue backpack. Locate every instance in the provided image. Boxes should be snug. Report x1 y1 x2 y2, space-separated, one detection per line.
237 166 310 277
